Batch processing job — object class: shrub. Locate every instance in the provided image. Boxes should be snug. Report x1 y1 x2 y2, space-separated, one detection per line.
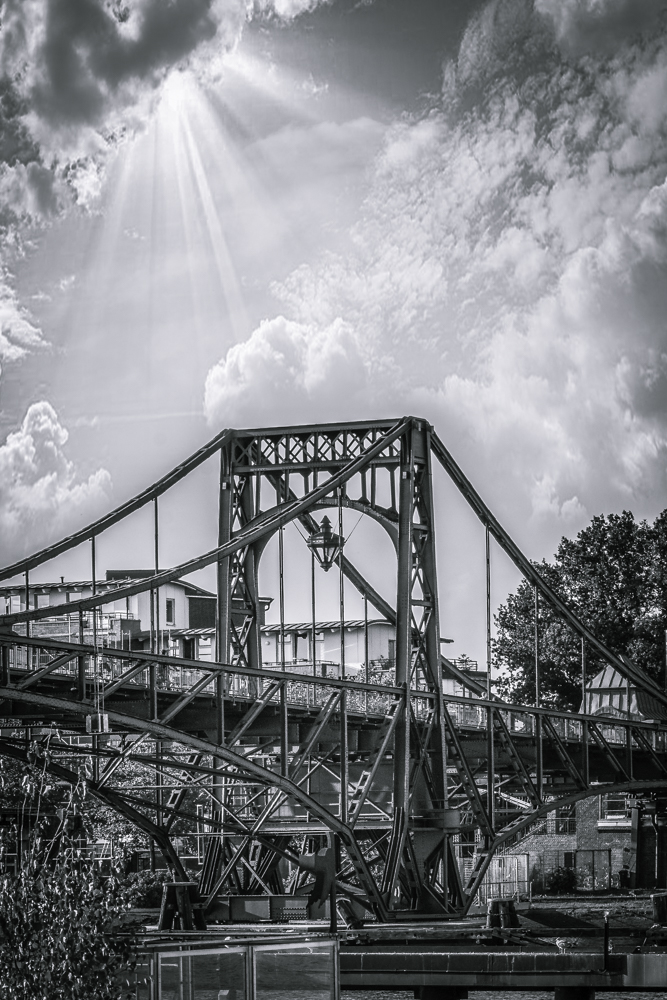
546 865 578 894
0 851 137 1000
123 868 172 908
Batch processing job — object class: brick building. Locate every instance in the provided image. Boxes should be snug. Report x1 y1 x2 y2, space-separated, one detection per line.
496 665 667 893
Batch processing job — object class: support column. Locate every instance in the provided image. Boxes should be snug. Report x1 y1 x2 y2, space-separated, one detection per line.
656 810 667 889
485 525 495 834
0 640 8 687
215 445 233 840
279 519 288 777
390 428 414 904
581 638 589 787
338 487 348 825
534 586 543 800
78 608 85 701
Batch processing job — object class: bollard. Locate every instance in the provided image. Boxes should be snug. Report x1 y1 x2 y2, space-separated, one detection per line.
486 898 520 928
652 891 667 925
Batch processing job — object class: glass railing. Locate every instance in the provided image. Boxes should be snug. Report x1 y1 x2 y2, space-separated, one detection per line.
134 934 338 1000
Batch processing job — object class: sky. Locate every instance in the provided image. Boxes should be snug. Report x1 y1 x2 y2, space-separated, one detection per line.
1 0 667 662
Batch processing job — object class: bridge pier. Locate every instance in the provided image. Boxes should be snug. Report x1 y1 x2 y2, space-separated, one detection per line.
554 989 594 1000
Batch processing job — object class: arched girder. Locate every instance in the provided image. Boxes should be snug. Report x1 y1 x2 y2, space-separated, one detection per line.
462 776 667 914
5 415 667 918
0 685 389 918
0 737 188 880
232 494 399 629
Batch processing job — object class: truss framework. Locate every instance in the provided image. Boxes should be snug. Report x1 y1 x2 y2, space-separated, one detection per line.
2 417 667 918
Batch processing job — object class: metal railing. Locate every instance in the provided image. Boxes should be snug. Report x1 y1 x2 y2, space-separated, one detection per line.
134 934 339 1000
6 638 667 751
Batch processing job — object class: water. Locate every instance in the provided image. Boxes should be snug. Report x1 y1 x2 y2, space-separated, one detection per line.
341 994 659 999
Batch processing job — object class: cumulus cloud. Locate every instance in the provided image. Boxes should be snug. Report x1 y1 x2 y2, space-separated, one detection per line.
204 0 667 545
205 315 375 426
252 0 332 18
535 0 667 55
0 0 337 553
0 277 45 368
0 402 111 560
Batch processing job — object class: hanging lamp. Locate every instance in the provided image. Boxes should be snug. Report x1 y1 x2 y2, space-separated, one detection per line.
307 515 343 572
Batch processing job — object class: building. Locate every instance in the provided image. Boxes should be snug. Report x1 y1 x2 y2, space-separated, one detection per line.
171 619 396 675
0 571 219 651
496 664 667 894
171 618 471 684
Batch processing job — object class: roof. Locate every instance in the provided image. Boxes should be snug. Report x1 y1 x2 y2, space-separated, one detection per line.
0 574 216 599
261 620 392 633
106 571 215 598
584 663 667 722
171 627 216 637
171 619 393 638
0 580 121 594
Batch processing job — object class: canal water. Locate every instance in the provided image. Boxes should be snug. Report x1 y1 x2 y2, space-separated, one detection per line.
341 993 658 999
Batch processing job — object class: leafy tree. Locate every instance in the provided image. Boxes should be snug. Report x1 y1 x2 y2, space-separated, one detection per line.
0 752 140 1000
0 849 138 1000
494 510 667 711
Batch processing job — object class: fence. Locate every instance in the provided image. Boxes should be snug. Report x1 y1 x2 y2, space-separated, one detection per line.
460 853 530 905
134 934 339 1000
6 639 667 749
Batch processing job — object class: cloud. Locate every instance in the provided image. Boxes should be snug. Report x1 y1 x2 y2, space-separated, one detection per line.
204 315 374 426
0 276 46 370
251 0 333 20
0 401 112 561
535 0 667 56
0 0 335 319
1 0 245 152
204 0 667 548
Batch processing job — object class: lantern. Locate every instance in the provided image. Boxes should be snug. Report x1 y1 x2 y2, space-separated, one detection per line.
307 515 343 572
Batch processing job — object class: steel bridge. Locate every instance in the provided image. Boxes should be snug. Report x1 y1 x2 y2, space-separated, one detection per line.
2 416 667 921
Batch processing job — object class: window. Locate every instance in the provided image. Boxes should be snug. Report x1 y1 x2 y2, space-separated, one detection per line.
165 598 175 625
598 793 631 827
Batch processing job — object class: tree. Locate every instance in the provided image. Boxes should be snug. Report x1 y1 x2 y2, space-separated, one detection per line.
0 750 139 1000
0 850 137 1000
494 510 667 711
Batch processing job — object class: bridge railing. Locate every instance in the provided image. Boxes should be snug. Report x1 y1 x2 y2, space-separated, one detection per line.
6 636 667 756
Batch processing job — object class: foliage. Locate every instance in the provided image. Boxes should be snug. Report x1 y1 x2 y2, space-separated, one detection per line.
546 866 578 894
0 739 143 999
494 510 667 710
123 867 172 907
0 847 138 1000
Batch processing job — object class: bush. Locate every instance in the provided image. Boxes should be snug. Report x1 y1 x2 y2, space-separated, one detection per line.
123 868 172 908
546 866 578 894
0 852 137 1000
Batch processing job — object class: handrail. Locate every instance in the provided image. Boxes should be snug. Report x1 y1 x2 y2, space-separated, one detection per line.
4 632 667 732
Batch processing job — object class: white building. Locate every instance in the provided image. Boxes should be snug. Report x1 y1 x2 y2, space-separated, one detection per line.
0 571 217 650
